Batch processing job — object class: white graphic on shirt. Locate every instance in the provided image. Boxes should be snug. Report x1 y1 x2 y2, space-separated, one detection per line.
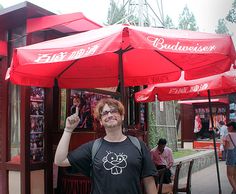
102 151 127 175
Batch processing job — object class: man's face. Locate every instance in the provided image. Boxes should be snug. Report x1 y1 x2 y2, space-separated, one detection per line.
157 144 166 153
100 104 123 128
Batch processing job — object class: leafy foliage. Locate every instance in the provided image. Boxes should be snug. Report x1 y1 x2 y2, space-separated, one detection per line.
178 5 198 31
226 0 236 23
215 18 230 35
164 15 175 29
148 103 158 148
107 0 152 26
107 0 127 25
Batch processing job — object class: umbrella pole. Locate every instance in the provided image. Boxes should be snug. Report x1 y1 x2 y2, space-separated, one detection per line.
207 90 222 194
118 50 128 129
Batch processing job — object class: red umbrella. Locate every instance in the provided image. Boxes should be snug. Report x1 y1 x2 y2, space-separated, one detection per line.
7 25 235 194
135 66 236 194
7 25 235 89
135 67 236 102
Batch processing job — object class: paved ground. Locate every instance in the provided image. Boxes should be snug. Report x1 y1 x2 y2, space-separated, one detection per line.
179 161 231 194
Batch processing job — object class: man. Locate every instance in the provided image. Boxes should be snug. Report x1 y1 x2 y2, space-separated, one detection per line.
54 98 157 194
218 121 228 161
150 138 174 184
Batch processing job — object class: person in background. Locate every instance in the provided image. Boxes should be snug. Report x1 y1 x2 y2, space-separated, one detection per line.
217 121 228 161
223 121 236 194
70 95 93 129
150 138 174 184
54 98 157 194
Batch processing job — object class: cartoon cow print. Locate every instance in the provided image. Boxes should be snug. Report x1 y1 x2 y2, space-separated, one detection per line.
102 151 127 175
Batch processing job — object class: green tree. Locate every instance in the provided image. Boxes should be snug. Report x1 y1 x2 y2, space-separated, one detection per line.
107 0 150 26
164 15 175 29
215 18 230 34
107 0 127 25
178 5 198 31
226 0 236 23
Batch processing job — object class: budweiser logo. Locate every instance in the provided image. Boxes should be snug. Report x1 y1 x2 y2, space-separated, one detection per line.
147 36 216 52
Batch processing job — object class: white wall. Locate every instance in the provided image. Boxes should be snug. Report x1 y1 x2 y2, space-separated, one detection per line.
8 170 45 194
31 170 44 194
9 171 21 194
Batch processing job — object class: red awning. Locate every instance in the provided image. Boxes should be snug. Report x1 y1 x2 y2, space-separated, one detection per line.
27 12 102 34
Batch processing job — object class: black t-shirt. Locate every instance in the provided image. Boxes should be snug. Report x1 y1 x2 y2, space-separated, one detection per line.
67 137 157 194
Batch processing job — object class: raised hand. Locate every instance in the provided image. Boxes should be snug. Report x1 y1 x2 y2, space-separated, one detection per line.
65 106 80 133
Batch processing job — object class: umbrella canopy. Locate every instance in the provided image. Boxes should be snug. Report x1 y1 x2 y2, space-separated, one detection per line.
135 67 236 103
8 24 235 88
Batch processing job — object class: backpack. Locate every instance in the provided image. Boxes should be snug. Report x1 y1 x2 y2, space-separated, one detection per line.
90 135 142 176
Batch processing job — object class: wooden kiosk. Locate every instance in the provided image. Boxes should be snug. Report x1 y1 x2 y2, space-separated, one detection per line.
180 98 230 156
0 3 147 194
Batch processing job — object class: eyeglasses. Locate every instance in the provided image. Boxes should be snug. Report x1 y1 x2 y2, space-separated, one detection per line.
100 108 119 117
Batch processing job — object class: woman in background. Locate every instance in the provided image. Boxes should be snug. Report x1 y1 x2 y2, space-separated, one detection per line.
223 122 236 194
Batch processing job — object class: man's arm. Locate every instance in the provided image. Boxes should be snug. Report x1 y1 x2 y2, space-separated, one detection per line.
54 131 73 166
167 148 174 169
143 176 157 194
222 135 229 149
54 107 80 166
150 148 158 165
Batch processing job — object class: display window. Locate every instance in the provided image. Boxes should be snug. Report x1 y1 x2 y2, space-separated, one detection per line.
69 90 111 131
58 87 147 134
229 94 236 121
8 84 21 163
194 106 227 140
7 26 27 164
30 87 45 163
60 89 67 129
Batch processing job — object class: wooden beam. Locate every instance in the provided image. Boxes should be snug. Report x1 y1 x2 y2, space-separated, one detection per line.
20 86 30 194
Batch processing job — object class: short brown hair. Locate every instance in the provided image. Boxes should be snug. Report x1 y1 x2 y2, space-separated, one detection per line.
94 98 125 120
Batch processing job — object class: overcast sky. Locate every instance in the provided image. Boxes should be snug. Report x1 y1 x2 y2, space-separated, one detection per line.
1 0 235 41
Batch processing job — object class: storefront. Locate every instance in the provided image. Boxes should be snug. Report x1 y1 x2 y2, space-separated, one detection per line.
180 97 231 156
0 3 63 194
0 3 147 194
